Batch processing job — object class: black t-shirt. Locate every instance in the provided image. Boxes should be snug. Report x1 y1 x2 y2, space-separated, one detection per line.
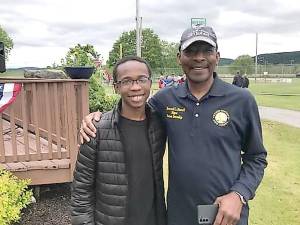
119 116 156 225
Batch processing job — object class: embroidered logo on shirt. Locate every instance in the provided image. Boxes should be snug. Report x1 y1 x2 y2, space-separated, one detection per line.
166 106 185 120
212 110 230 127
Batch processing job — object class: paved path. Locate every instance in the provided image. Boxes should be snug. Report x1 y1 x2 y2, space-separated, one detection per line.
259 106 300 128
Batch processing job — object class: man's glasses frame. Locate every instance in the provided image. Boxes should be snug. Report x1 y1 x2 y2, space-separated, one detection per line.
114 76 151 87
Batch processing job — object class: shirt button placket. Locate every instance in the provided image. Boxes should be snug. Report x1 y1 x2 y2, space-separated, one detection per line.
194 102 201 130
195 102 200 118
191 100 201 136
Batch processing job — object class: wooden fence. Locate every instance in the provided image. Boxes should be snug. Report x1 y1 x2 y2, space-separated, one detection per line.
0 78 89 185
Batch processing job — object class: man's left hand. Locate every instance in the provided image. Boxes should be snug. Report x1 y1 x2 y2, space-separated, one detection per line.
213 192 243 225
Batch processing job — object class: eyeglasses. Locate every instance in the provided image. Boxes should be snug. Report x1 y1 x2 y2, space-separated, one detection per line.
115 76 151 87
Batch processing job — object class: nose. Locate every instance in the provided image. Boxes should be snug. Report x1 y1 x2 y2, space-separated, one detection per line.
192 51 206 61
130 80 142 90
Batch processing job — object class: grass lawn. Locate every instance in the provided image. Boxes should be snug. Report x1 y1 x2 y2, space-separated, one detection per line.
249 78 300 95
249 120 300 225
249 79 300 111
163 120 300 225
254 95 300 111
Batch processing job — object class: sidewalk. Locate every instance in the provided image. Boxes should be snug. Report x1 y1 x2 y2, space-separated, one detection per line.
258 106 300 128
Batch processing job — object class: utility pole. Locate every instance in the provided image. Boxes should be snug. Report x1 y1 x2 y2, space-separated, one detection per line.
136 0 141 57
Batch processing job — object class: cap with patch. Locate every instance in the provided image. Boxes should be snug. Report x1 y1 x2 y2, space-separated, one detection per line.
180 26 217 51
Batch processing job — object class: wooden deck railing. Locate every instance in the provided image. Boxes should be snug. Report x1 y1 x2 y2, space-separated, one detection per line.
0 78 89 185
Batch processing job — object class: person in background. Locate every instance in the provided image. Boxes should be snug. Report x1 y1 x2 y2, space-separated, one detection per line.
164 75 175 87
79 26 267 225
177 74 186 84
232 71 244 87
71 56 167 225
158 75 166 89
242 74 249 88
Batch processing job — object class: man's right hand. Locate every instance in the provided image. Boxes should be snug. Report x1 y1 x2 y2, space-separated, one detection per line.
79 111 102 144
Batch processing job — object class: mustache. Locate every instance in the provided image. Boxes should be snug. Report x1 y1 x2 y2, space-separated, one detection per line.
191 63 209 68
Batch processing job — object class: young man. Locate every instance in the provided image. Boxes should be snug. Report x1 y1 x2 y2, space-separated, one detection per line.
80 26 267 225
71 56 167 225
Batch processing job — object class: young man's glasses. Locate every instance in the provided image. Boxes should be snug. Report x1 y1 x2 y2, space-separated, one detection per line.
115 76 151 87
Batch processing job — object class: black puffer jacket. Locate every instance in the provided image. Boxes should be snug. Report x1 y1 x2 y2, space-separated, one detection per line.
71 103 167 225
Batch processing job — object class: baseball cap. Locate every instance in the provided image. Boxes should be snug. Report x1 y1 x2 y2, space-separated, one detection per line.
180 26 218 51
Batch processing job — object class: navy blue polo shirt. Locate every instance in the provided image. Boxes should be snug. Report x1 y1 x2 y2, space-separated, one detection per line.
149 73 267 225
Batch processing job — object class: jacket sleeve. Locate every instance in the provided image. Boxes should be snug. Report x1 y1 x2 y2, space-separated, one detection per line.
148 91 165 118
230 94 268 201
71 135 98 225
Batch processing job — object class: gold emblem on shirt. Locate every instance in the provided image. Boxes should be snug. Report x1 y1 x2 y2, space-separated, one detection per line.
212 110 230 127
166 106 185 120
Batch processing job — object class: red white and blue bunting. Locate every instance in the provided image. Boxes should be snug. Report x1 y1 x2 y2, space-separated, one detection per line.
0 83 22 113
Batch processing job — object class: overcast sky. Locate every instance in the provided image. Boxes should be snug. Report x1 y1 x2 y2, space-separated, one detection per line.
1 0 299 68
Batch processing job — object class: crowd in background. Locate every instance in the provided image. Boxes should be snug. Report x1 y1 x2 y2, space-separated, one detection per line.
158 74 186 89
232 71 249 88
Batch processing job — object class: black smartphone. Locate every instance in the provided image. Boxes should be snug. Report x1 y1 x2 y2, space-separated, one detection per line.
0 42 6 73
197 204 219 225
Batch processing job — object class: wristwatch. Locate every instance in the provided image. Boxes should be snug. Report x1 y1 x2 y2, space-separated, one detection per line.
233 191 247 205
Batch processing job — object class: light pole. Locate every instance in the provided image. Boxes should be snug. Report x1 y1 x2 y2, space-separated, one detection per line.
136 0 141 57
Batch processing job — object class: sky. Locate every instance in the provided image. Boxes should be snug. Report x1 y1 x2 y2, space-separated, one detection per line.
1 0 300 68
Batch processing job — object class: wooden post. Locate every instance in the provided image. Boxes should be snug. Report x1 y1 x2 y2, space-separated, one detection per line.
65 82 78 179
32 83 41 160
53 83 62 158
21 86 30 161
9 105 18 162
44 83 53 159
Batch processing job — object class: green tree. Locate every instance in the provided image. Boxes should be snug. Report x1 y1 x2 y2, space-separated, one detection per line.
61 44 101 66
0 26 14 59
107 28 163 69
89 71 119 112
160 40 180 69
231 55 255 75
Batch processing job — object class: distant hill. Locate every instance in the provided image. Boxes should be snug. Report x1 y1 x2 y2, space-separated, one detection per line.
7 67 41 71
0 68 24 78
1 67 43 77
219 51 300 65
255 51 300 65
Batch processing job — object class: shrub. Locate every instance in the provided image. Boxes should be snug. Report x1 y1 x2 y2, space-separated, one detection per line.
89 71 119 112
61 44 100 67
0 169 33 225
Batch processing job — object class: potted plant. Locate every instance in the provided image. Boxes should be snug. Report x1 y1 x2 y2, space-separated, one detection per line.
62 44 100 79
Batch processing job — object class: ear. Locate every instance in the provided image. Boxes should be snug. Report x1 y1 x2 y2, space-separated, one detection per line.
113 84 120 94
216 51 220 65
177 52 182 65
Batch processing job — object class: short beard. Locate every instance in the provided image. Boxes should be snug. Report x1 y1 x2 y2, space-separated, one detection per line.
187 73 212 84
